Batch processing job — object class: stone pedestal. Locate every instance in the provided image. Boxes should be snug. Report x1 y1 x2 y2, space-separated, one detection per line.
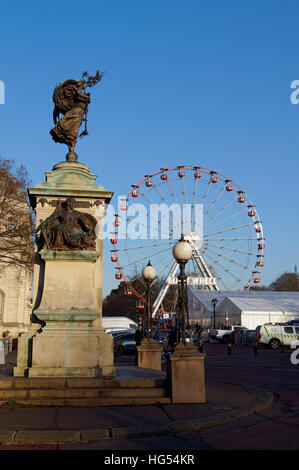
167 343 206 403
137 338 162 371
14 160 115 378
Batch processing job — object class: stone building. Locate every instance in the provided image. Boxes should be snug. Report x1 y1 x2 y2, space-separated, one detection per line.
0 167 33 338
0 267 32 338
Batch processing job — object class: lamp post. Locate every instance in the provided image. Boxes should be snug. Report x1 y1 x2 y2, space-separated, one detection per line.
172 234 193 345
211 297 218 329
142 261 156 338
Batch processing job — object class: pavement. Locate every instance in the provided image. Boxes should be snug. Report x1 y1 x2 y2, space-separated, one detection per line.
0 349 274 448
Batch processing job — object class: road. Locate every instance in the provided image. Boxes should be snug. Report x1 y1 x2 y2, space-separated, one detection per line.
0 343 298 451
58 343 299 451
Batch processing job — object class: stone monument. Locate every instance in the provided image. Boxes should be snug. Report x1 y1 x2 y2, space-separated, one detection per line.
14 71 116 377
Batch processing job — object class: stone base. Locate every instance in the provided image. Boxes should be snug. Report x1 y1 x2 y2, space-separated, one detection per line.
14 365 115 378
137 338 162 371
14 321 116 378
167 342 206 403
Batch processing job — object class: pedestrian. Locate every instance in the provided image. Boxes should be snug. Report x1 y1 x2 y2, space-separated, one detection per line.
134 324 145 346
134 324 144 366
168 326 180 351
235 330 241 346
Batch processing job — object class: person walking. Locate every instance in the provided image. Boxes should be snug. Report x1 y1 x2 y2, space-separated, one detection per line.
134 325 144 365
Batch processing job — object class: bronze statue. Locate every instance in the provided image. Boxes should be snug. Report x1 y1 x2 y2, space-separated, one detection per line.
50 71 104 162
36 197 97 251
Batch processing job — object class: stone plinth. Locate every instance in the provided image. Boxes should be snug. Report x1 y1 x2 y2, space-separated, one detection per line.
14 160 115 378
137 338 162 371
167 343 206 403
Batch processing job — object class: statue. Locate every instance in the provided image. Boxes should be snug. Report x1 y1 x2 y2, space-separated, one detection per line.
50 71 104 162
36 197 97 251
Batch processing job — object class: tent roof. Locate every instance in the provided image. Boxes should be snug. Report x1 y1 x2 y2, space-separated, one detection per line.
189 290 299 314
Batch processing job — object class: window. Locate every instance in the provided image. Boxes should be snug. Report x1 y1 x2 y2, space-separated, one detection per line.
284 327 294 334
295 327 299 335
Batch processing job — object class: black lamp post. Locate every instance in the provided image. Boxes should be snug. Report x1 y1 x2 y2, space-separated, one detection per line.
172 234 193 345
211 297 218 328
142 261 156 338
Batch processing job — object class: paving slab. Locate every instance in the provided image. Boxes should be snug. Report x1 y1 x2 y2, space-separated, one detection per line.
55 405 170 429
0 407 56 430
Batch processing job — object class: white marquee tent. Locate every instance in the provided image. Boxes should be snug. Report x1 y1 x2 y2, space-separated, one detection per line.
188 290 299 330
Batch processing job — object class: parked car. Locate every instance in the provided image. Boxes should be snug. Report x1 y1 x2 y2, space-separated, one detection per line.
113 331 137 356
209 325 248 344
241 329 256 344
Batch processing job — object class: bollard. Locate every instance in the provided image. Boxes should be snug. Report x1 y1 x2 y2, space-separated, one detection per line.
227 342 232 356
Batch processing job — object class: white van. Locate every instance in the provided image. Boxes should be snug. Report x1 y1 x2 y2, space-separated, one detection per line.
102 316 138 333
255 323 299 349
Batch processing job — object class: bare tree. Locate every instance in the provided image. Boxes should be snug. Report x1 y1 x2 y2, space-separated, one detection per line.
0 157 34 272
269 272 299 291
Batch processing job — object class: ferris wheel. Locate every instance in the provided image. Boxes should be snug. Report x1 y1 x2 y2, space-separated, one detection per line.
110 165 265 317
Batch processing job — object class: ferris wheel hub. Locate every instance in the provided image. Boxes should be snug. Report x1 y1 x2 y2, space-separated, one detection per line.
184 232 201 250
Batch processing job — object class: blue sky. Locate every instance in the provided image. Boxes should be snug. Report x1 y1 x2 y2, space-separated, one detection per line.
0 0 299 296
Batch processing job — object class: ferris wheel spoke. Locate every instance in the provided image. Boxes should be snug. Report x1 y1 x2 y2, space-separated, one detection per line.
166 177 178 204
204 195 239 227
127 271 144 284
202 242 254 257
120 246 175 269
152 180 171 207
152 255 178 287
137 189 176 237
125 202 174 240
191 177 199 232
205 262 231 290
201 179 212 208
204 237 255 242
203 251 246 288
203 186 226 218
117 241 174 252
203 222 255 238
139 183 182 239
203 246 250 270
204 207 248 233
180 176 187 205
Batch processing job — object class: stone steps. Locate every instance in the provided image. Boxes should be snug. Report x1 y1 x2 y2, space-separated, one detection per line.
0 378 167 389
0 377 171 406
0 387 168 400
0 396 172 407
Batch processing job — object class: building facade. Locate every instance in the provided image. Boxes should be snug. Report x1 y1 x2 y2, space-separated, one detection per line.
0 266 32 338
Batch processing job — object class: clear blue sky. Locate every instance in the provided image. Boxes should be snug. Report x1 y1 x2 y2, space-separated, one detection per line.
1 0 299 296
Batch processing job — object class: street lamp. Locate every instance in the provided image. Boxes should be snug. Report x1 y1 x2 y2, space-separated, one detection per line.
211 297 218 329
172 234 193 345
142 261 156 338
